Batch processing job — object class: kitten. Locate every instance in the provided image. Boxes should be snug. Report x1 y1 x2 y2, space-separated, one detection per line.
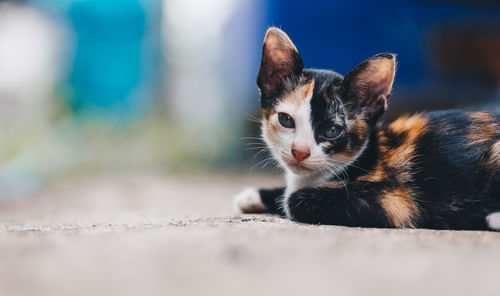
234 27 500 231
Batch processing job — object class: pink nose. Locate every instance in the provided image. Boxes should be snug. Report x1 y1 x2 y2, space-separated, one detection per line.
291 148 311 163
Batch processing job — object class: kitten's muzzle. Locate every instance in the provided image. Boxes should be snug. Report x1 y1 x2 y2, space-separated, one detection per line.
291 148 311 163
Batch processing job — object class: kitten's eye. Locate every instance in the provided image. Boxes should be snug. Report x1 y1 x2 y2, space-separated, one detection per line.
321 126 342 139
278 113 295 128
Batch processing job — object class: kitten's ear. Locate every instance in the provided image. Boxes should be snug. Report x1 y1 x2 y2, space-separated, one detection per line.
257 27 304 107
341 54 396 121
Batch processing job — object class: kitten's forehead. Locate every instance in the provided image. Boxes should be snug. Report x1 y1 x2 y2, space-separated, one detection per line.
275 79 315 112
266 69 341 107
272 70 346 130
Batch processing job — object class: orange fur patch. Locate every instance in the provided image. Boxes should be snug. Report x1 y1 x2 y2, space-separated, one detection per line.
262 110 278 133
363 114 427 185
322 92 329 103
488 141 500 167
388 114 428 138
302 80 315 101
384 114 428 172
349 118 369 140
380 188 419 228
467 112 500 145
262 109 275 120
358 163 387 182
324 181 343 188
338 118 370 157
338 150 359 159
278 79 315 108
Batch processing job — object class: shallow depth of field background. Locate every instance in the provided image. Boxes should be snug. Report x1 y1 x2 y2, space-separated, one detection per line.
0 0 499 200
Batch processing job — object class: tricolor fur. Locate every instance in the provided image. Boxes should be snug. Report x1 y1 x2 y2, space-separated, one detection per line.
235 27 500 231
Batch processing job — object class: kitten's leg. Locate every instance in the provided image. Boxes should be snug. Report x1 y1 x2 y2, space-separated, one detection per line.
285 187 391 227
234 187 285 215
259 188 286 214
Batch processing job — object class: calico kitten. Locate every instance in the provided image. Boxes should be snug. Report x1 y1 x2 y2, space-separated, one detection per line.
234 27 500 231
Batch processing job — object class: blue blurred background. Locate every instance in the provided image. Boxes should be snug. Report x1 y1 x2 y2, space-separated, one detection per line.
0 0 499 199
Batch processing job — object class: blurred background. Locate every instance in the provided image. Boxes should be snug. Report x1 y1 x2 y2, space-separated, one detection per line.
0 0 499 200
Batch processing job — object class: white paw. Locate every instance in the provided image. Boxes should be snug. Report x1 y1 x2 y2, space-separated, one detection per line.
486 212 500 230
233 188 265 214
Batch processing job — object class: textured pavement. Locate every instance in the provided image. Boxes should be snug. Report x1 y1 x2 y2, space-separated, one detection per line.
1 173 500 296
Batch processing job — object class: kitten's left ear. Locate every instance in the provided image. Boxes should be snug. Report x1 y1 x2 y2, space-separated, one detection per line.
341 54 396 121
257 28 304 108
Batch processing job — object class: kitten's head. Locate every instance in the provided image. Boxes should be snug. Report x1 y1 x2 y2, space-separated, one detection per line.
257 27 396 175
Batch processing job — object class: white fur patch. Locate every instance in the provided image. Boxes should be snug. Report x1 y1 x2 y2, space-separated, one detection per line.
262 82 319 175
486 212 500 230
233 188 265 214
290 93 316 154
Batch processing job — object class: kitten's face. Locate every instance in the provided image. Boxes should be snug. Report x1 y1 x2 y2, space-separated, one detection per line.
257 28 395 176
261 73 369 175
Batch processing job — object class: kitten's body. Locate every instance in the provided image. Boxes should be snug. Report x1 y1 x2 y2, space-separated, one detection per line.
234 28 500 231
282 108 500 230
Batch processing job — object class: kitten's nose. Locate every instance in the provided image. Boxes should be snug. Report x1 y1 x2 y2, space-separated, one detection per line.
291 148 310 163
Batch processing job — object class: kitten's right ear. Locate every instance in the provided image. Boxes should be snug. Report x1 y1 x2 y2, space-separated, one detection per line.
341 54 396 122
257 27 304 108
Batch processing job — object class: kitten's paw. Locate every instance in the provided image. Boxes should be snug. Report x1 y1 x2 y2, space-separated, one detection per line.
486 212 500 230
233 188 265 214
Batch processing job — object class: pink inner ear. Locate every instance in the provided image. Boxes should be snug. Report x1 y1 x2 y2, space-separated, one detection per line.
354 58 395 98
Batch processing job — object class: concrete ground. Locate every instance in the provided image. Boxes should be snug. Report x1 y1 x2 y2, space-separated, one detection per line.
1 173 500 296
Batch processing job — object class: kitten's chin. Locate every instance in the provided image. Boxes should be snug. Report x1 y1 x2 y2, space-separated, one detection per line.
285 162 317 175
